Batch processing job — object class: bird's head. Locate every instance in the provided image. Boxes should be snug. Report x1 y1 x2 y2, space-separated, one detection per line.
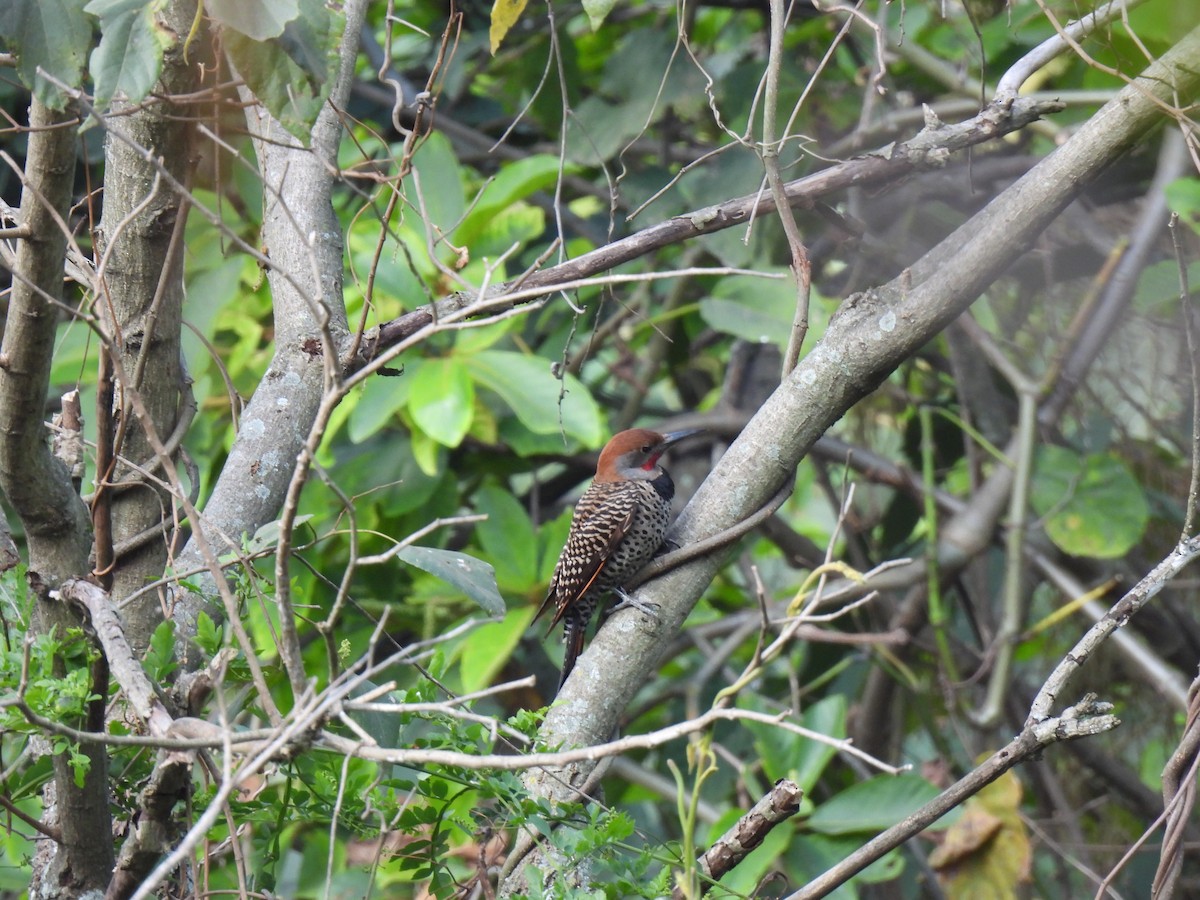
594 428 702 483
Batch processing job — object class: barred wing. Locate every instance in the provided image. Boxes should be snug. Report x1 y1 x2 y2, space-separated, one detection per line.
533 481 638 632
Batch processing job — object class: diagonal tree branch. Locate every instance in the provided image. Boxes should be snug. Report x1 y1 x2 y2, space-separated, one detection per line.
171 0 369 661
354 96 1063 369
785 694 1120 899
499 21 1200 898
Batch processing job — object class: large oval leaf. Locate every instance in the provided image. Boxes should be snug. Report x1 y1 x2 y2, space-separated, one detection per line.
465 350 601 445
807 774 947 835
1 0 93 108
457 607 534 693
397 546 505 616
474 483 538 590
409 357 474 448
745 693 845 792
221 0 342 141
700 276 797 348
86 0 170 110
1031 447 1148 558
206 0 298 40
347 360 416 444
456 155 562 248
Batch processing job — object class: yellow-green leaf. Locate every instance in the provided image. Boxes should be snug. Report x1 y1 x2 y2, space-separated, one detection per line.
489 0 529 54
930 768 1031 899
1031 447 1149 559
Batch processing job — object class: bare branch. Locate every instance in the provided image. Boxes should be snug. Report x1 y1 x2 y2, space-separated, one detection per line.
672 778 803 900
1028 535 1200 727
784 695 1120 899
995 0 1148 100
358 96 1063 369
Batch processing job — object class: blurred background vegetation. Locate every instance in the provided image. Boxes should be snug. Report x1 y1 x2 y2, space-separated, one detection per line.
2 0 1200 896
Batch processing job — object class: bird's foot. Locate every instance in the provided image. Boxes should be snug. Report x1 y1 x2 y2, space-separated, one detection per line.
611 588 660 619
653 538 681 557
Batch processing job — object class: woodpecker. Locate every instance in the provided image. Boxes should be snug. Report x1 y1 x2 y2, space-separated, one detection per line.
534 427 700 691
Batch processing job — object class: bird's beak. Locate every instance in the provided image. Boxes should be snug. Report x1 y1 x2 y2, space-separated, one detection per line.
660 428 704 449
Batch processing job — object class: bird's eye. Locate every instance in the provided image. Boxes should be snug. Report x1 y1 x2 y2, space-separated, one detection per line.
641 444 652 453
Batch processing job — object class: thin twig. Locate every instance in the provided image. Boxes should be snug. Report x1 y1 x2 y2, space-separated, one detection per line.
784 695 1119 899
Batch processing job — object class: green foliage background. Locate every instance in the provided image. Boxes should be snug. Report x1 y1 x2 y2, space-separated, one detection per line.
1 0 1199 897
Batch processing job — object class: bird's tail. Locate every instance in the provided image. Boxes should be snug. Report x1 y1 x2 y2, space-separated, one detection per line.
558 619 587 692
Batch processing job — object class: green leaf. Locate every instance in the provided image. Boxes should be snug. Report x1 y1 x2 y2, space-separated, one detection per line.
0 0 93 109
1125 0 1200 49
85 0 171 110
807 774 945 835
144 619 177 681
465 350 602 445
700 275 797 348
408 132 466 245
793 833 905 886
1167 177 1200 234
1031 447 1149 558
409 357 474 448
457 606 534 692
195 611 220 655
582 0 618 30
221 0 343 141
456 155 563 248
347 364 413 443
745 694 845 792
69 748 91 787
454 320 513 354
397 546 506 616
206 0 298 40
470 204 546 262
794 695 847 791
409 429 442 477
567 30 705 162
474 482 538 589
243 514 314 555
333 433 443 517
1133 258 1200 312
346 679 401 748
489 0 529 53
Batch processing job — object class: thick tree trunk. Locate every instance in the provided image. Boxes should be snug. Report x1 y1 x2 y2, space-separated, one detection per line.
0 99 112 897
93 0 200 649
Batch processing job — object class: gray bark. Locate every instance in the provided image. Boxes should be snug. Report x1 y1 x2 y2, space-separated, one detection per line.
501 21 1200 896
93 0 198 648
0 99 111 895
172 0 368 641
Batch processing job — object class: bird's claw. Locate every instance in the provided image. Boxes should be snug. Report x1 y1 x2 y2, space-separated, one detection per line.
611 588 661 620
